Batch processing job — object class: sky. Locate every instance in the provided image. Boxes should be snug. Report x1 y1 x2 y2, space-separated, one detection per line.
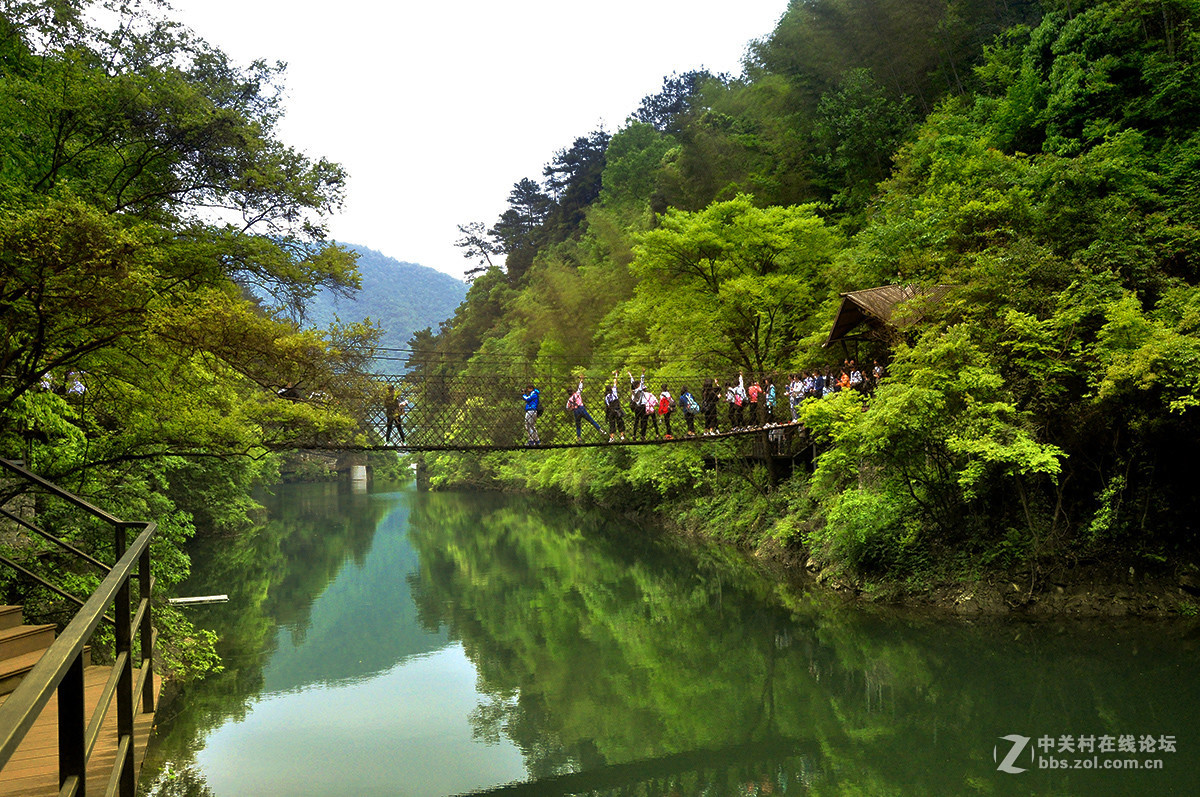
168 0 790 280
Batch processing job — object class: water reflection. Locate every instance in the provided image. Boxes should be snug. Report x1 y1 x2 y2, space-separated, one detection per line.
142 483 526 797
198 646 524 795
141 483 1199 796
406 492 1198 796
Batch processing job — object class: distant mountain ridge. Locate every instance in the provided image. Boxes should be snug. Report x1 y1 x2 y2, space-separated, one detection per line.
306 243 467 373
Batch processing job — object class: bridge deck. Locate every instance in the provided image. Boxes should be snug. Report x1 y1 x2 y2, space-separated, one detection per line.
0 667 160 797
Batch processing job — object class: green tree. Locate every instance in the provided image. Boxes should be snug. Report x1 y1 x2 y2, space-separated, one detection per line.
802 326 1064 573
625 195 840 372
812 68 915 214
454 221 502 280
598 123 677 214
631 70 727 134
488 177 554 283
541 129 610 238
0 0 378 676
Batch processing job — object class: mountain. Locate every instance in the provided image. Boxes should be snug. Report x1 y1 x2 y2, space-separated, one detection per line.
306 243 467 373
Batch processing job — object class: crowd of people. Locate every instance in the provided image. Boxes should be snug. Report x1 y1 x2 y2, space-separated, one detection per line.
519 360 886 446
373 359 885 448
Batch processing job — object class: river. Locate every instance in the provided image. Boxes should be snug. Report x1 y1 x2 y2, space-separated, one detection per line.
138 480 1198 796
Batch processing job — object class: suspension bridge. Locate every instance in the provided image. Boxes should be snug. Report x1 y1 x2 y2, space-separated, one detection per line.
276 366 811 457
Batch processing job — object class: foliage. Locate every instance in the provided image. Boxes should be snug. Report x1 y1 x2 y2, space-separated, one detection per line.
0 0 385 676
429 0 1200 586
812 69 916 215
624 195 841 373
630 70 728 134
800 327 1063 574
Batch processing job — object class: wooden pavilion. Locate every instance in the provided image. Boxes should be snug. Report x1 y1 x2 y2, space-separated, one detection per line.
823 284 952 349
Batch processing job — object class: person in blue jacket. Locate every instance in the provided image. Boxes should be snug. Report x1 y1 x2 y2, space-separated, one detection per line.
521 384 541 446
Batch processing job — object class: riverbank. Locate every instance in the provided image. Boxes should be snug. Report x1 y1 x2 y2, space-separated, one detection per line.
806 559 1199 619
682 519 1200 620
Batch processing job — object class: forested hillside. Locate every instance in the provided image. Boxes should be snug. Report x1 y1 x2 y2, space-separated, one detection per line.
424 0 1200 596
302 244 466 373
0 1 385 674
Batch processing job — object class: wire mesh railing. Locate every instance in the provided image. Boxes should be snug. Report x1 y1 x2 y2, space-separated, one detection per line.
319 371 809 452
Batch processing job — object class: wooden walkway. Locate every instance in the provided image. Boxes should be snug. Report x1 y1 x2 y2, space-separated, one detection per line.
0 666 160 797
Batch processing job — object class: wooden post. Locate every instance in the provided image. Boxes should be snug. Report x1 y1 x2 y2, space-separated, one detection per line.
57 653 86 796
115 565 135 796
112 521 136 796
754 430 777 490
139 546 155 713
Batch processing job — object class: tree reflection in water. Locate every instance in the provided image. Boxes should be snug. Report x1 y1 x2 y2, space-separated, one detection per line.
141 485 1198 796
406 491 1197 796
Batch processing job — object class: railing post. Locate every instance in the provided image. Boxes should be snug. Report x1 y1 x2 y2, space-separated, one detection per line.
115 527 135 797
114 521 127 563
58 652 86 796
0 465 158 796
138 543 154 713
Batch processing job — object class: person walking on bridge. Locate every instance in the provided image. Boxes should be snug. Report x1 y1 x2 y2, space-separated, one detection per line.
764 376 777 426
679 385 699 436
522 384 541 446
566 375 604 443
605 374 626 442
384 385 398 442
629 370 649 441
702 378 720 434
658 385 675 439
747 377 763 427
726 372 746 430
384 385 407 444
641 385 661 439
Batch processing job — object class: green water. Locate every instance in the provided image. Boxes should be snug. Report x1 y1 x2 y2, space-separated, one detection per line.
139 482 1199 796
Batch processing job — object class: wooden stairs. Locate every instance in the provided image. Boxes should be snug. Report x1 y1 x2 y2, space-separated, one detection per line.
0 605 159 796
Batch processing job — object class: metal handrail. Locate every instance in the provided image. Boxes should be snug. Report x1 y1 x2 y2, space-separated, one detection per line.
0 459 156 797
0 506 110 571
0 460 124 526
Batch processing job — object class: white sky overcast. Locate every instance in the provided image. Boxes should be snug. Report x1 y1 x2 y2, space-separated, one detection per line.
168 1 789 280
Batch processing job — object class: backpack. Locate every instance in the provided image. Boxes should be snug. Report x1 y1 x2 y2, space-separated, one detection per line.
535 392 543 416
684 393 700 414
659 394 672 415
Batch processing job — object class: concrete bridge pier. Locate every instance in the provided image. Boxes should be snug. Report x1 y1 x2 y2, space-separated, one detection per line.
414 456 430 491
336 452 369 492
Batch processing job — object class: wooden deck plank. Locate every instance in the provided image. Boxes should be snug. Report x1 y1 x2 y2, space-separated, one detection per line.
0 665 161 797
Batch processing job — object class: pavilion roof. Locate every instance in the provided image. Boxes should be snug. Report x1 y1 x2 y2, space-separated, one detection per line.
823 284 952 347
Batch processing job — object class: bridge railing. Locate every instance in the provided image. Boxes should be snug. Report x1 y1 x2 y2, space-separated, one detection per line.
361 372 802 450
0 458 155 797
273 366 817 453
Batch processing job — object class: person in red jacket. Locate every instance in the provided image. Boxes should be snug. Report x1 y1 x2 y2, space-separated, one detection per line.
747 377 763 427
658 385 675 439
